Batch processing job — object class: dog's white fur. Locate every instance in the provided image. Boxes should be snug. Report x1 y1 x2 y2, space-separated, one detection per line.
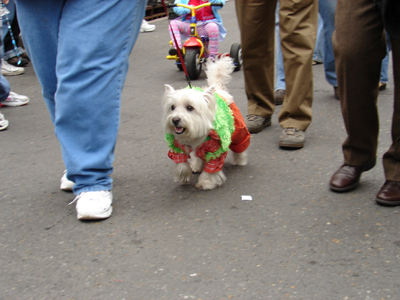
162 57 247 190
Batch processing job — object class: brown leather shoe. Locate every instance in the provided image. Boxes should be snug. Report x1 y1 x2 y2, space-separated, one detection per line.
330 160 375 192
376 181 400 206
274 89 285 106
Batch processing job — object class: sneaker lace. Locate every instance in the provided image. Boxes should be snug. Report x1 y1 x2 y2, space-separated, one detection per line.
246 115 258 121
69 194 81 205
69 191 110 205
284 127 298 135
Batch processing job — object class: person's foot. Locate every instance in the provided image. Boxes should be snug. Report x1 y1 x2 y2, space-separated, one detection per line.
312 60 323 65
279 127 305 148
376 180 400 206
1 92 29 107
71 191 113 220
245 114 271 133
60 171 74 192
274 89 285 106
329 161 375 192
1 59 24 76
169 48 178 56
0 112 9 131
1 91 29 107
334 86 339 100
140 20 156 32
379 82 387 91
7 56 29 67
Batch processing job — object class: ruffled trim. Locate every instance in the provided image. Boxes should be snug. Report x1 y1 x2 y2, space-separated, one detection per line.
165 86 235 162
165 133 184 154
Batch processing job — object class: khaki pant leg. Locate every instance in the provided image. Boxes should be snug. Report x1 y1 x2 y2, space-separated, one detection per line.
278 0 318 131
235 0 277 118
333 0 386 166
383 39 400 181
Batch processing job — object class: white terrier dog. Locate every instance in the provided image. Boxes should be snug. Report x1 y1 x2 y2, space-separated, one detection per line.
162 57 250 190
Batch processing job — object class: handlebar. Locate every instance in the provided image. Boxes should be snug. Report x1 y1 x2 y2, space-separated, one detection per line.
167 3 224 9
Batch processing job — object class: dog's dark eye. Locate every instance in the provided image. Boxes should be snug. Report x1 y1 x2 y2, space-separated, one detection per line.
186 106 194 111
171 105 175 110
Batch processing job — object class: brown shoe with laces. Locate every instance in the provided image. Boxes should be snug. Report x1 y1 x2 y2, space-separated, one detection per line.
279 127 305 148
245 114 271 133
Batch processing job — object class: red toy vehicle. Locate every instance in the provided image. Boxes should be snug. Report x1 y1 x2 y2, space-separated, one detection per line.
166 2 242 80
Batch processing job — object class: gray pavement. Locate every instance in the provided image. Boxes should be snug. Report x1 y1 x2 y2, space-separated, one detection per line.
1 2 399 299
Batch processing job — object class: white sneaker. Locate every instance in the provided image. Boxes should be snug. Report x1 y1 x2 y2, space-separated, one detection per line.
71 190 113 220
2 91 29 107
140 20 156 32
1 59 25 76
0 112 9 131
60 170 74 191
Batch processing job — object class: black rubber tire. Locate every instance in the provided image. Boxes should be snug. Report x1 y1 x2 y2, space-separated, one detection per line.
177 59 184 71
230 43 242 72
184 48 202 80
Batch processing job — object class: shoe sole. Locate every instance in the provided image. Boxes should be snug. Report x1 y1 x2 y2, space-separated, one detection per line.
279 142 304 148
330 181 359 193
77 206 113 220
247 120 271 133
1 102 29 107
375 198 400 206
1 70 24 76
329 160 376 193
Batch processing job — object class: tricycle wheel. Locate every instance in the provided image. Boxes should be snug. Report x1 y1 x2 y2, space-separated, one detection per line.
184 48 202 80
230 43 242 72
177 59 183 71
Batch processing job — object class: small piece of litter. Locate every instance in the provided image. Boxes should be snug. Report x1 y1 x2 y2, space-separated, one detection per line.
241 195 252 201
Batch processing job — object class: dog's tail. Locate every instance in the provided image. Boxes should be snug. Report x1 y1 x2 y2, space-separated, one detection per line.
205 56 235 91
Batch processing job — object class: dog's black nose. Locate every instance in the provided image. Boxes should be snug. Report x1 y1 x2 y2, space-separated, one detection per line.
172 117 181 126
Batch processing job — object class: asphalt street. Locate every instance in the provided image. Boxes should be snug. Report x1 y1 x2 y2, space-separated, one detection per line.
1 2 399 299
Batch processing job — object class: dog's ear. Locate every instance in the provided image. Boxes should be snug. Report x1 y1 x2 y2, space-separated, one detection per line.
165 84 175 94
203 87 215 104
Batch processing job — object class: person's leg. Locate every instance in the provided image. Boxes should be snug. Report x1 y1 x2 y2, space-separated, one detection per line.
16 0 147 195
313 15 325 63
0 20 11 102
333 0 385 167
169 20 190 49
203 22 219 56
278 0 318 131
275 1 285 92
376 38 400 205
319 0 338 88
379 33 391 86
15 0 61 122
1 0 15 45
382 38 400 181
235 0 276 119
0 74 10 102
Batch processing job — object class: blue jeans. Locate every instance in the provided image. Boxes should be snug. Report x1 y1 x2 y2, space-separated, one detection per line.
0 18 10 102
275 2 285 91
380 34 391 83
313 15 324 63
318 0 337 87
15 0 147 194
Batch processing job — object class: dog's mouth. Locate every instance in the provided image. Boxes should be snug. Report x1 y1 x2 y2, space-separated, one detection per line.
174 126 186 134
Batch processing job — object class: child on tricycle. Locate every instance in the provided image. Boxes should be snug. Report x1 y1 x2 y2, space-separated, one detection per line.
168 0 226 60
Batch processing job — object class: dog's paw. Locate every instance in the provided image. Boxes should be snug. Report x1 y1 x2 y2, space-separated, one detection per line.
196 171 226 190
173 162 193 184
231 151 248 166
189 155 204 174
195 181 218 190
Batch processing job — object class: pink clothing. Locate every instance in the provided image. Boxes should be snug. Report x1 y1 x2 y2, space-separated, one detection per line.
169 20 220 56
